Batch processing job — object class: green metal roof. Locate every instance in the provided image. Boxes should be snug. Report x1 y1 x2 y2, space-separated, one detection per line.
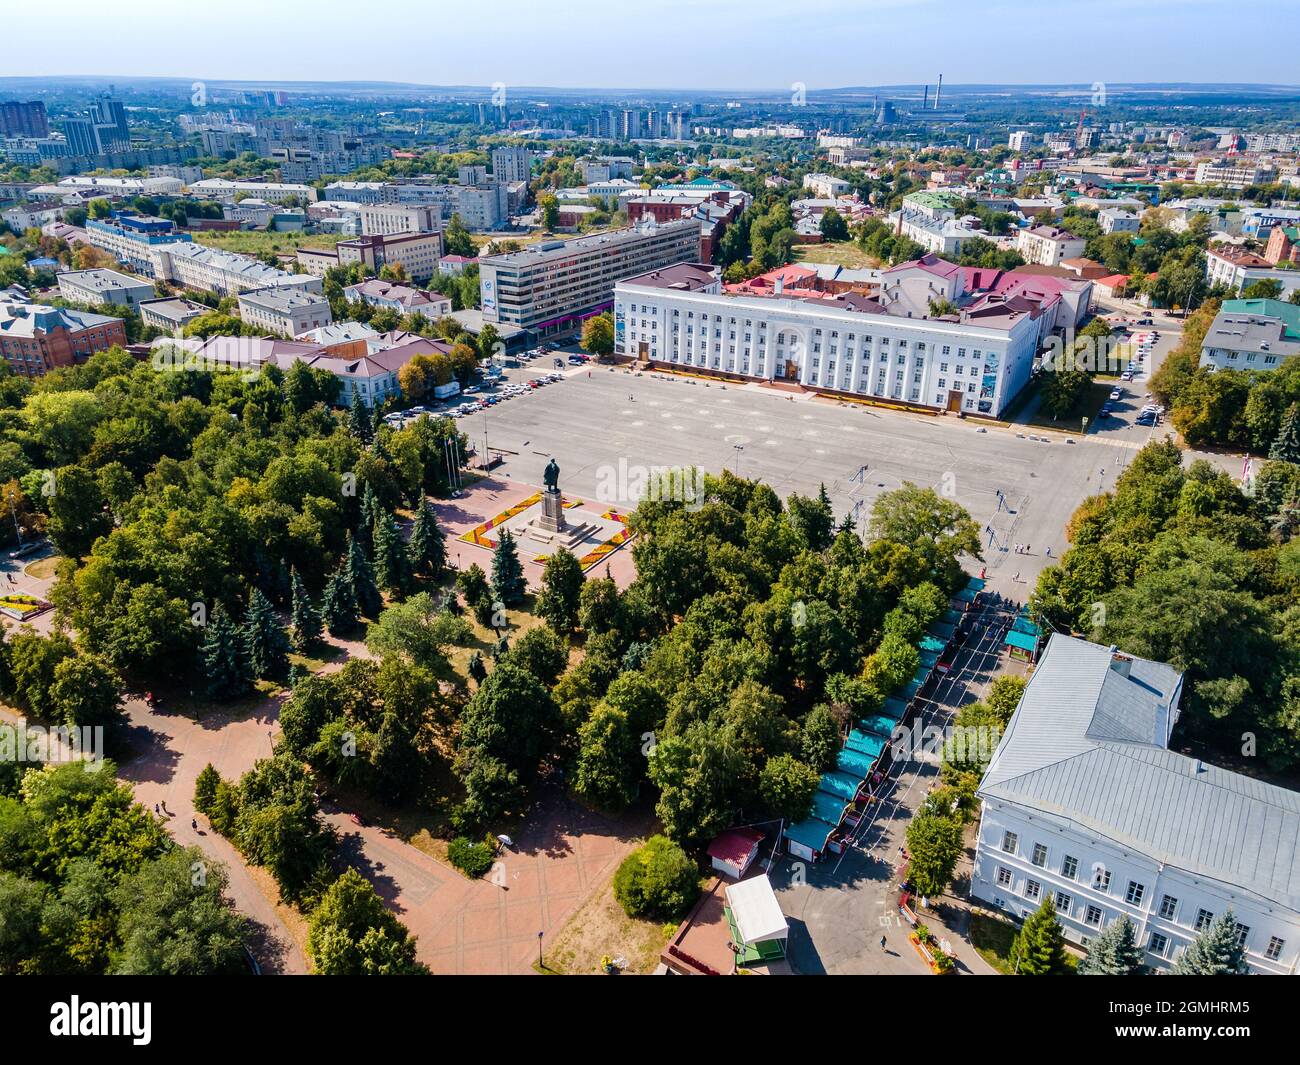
1222 298 1300 340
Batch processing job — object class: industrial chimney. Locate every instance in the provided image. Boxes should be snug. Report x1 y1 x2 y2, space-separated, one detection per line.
922 85 929 109
935 74 943 109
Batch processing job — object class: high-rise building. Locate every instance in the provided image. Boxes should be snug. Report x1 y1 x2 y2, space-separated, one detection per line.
490 146 534 185
0 100 49 138
61 117 102 157
621 109 642 141
92 93 130 151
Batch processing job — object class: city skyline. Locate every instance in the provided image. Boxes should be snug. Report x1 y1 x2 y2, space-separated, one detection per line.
5 0 1297 90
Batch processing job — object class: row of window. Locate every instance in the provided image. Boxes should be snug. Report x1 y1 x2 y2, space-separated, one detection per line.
998 832 1286 961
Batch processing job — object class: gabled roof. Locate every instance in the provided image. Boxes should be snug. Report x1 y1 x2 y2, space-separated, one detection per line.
979 634 1300 912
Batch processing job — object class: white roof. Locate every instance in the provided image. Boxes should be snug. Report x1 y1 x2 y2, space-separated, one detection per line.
724 875 788 945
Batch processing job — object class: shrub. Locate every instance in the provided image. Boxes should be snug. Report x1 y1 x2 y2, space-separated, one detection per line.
448 835 496 879
612 835 699 920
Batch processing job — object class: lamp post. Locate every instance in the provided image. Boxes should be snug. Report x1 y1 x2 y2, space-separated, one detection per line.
732 442 744 475
537 930 544 971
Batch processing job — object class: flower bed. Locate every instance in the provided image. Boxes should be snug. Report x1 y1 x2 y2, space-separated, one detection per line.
0 594 52 620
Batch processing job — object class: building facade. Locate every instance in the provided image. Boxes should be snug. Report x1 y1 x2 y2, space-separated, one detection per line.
57 268 154 310
1017 225 1087 266
478 218 700 334
0 300 125 377
237 287 333 337
973 634 1300 975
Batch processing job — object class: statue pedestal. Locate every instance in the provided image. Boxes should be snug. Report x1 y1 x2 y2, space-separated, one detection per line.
537 487 567 533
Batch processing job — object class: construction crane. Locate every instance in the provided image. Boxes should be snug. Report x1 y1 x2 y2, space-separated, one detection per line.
1076 108 1087 143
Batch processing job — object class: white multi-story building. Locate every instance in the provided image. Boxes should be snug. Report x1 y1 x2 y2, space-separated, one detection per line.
186 179 319 204
1194 161 1275 190
47 175 183 198
479 218 700 334
153 242 322 297
237 287 332 337
613 258 1046 417
1008 130 1032 151
1098 207 1140 234
57 268 154 310
359 203 442 236
342 279 452 321
890 210 988 257
1206 245 1300 298
973 634 1300 975
802 173 851 199
1016 224 1087 266
1198 300 1300 371
490 146 534 185
3 201 63 231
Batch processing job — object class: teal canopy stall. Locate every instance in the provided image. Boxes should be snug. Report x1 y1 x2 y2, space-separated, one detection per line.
811 790 851 826
845 730 886 760
785 817 837 855
919 634 947 655
882 696 910 721
836 747 876 778
859 712 899 738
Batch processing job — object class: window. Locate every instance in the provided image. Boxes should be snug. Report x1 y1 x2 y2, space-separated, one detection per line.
1055 891 1072 914
1093 868 1111 892
1266 936 1285 961
1061 856 1078 880
1085 905 1103 927
1025 879 1041 901
1195 909 1214 932
1234 923 1250 949
996 866 1013 887
1149 932 1169 957
1125 881 1145 906
1031 843 1048 868
1159 895 1178 920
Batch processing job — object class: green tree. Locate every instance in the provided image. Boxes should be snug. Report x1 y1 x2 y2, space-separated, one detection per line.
580 312 615 360
346 533 383 618
243 588 290 682
290 569 323 653
50 654 122 728
307 868 429 975
612 835 700 920
347 391 373 443
201 604 253 700
904 813 963 898
407 501 446 577
758 753 820 822
373 513 412 597
1078 914 1143 975
193 763 221 815
1172 911 1246 974
508 625 568 686
536 549 584 634
46 464 111 559
321 565 359 636
1009 897 1069 975
573 703 640 811
490 528 526 606
1271 404 1300 465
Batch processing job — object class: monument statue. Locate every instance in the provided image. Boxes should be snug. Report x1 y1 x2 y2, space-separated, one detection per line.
539 457 566 532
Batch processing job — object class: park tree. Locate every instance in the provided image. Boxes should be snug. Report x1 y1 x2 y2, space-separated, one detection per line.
1271 404 1300 465
536 549 584 633
407 500 446 576
758 753 820 822
904 812 964 899
46 465 111 559
490 528 526 606
788 483 835 551
573 703 641 811
346 533 383 619
201 604 253 700
321 565 360 636
612 835 700 920
578 576 621 636
347 391 373 443
373 513 413 597
467 651 488 686
1172 911 1247 974
1078 914 1144 975
868 483 981 590
1009 897 1069 975
307 868 428 975
289 569 322 653
364 592 468 673
580 312 615 361
50 654 122 728
243 588 290 682
507 625 568 687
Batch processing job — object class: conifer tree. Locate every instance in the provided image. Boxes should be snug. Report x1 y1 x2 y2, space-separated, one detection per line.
202 603 254 700
467 650 488 685
289 569 323 653
321 565 360 636
491 528 526 606
244 587 290 681
1009 897 1069 975
346 532 383 618
348 390 373 443
1270 403 1300 465
1078 913 1143 975
407 500 446 576
1172 911 1247 975
374 513 413 597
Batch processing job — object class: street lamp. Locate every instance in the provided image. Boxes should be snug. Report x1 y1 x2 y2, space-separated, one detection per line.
732 442 744 475
537 930 544 971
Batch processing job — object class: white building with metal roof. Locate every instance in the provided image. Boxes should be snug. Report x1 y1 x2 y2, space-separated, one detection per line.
972 634 1300 974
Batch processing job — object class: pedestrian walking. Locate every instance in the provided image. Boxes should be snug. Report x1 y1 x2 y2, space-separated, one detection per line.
154 803 159 814
1045 546 1052 558
880 935 887 952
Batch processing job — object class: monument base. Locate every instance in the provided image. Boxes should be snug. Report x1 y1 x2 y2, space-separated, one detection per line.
537 487 567 532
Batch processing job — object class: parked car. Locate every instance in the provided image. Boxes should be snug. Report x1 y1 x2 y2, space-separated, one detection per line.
8 539 46 560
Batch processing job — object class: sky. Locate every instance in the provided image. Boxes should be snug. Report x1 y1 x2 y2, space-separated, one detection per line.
5 0 1296 90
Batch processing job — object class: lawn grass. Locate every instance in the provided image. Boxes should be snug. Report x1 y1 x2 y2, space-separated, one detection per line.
793 241 882 270
970 911 1079 973
192 230 345 258
23 556 59 580
1023 379 1114 434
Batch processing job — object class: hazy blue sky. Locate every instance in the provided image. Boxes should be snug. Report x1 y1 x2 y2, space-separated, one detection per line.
6 0 1295 89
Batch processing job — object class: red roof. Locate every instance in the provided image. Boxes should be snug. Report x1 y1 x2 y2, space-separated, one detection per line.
707 827 764 868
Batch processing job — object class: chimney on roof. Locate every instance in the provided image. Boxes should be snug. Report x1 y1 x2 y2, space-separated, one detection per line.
774 276 784 294
1110 651 1132 678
